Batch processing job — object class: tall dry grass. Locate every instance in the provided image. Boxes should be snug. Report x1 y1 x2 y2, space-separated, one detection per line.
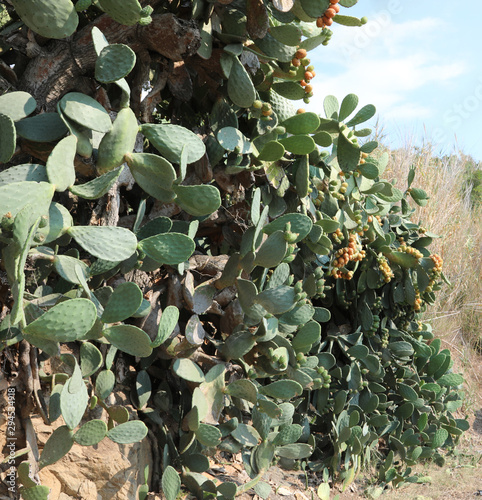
376 139 482 407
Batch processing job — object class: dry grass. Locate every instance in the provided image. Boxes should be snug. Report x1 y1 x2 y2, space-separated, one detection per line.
379 140 482 407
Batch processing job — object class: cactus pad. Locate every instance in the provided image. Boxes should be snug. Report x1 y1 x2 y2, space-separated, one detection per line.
107 420 148 444
101 281 143 323
68 225 138 261
0 164 48 185
38 426 74 469
74 419 108 446
95 369 115 400
173 358 205 383
59 92 112 133
103 324 153 357
70 166 124 199
0 91 36 121
138 232 195 265
80 342 103 377
162 466 181 500
227 56 256 108
95 44 136 83
140 123 206 165
11 0 79 38
97 107 138 174
173 184 221 216
16 112 69 142
152 305 179 347
0 112 16 164
23 298 97 342
125 152 177 195
46 135 77 191
98 0 144 25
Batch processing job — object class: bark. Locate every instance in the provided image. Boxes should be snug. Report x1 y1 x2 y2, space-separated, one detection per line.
5 13 201 110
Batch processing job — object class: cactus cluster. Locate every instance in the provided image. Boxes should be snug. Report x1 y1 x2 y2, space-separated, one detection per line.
0 1 468 499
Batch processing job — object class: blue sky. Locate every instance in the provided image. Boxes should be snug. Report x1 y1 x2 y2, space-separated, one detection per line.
307 0 482 162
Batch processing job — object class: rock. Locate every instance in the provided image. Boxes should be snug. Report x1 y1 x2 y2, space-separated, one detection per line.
33 402 152 500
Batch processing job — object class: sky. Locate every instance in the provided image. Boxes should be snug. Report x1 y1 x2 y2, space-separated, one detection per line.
307 0 482 162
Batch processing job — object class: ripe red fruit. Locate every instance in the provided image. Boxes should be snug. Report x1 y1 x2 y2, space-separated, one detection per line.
304 84 313 93
331 4 340 13
291 57 301 67
304 71 314 80
297 108 306 114
295 48 307 60
323 16 333 26
316 17 324 28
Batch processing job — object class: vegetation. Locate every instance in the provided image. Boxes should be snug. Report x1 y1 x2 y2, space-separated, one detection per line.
0 1 475 499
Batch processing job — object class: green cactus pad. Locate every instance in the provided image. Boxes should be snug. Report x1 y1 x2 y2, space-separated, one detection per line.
35 201 73 244
103 324 153 357
138 232 195 265
101 281 143 323
140 123 205 165
431 428 448 449
125 152 177 195
57 106 93 158
257 141 285 162
272 82 305 101
74 419 108 446
136 369 151 409
70 166 124 199
269 24 302 46
59 92 112 133
107 420 148 444
195 423 222 447
46 135 77 191
255 32 297 62
0 91 36 121
53 255 89 284
68 225 137 261
136 217 172 240
280 302 314 325
60 378 89 429
11 0 79 38
16 112 69 142
0 183 54 238
95 44 136 83
38 426 74 469
292 321 321 352
162 465 181 500
275 443 312 459
255 286 296 315
263 213 312 243
232 423 261 447
98 0 144 25
0 112 16 164
269 90 297 123
295 154 310 197
0 164 48 185
272 423 303 446
95 369 115 399
91 26 109 56
227 56 256 108
17 462 37 488
225 379 258 404
259 380 303 400
108 405 129 424
19 485 51 500
254 231 288 268
282 112 320 135
173 358 205 383
216 126 252 153
97 107 138 174
23 298 97 342
152 305 179 347
80 342 103 377
278 135 316 155
173 184 221 216
333 14 363 27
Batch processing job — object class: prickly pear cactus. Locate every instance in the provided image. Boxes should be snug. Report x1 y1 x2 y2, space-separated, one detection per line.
0 1 467 499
